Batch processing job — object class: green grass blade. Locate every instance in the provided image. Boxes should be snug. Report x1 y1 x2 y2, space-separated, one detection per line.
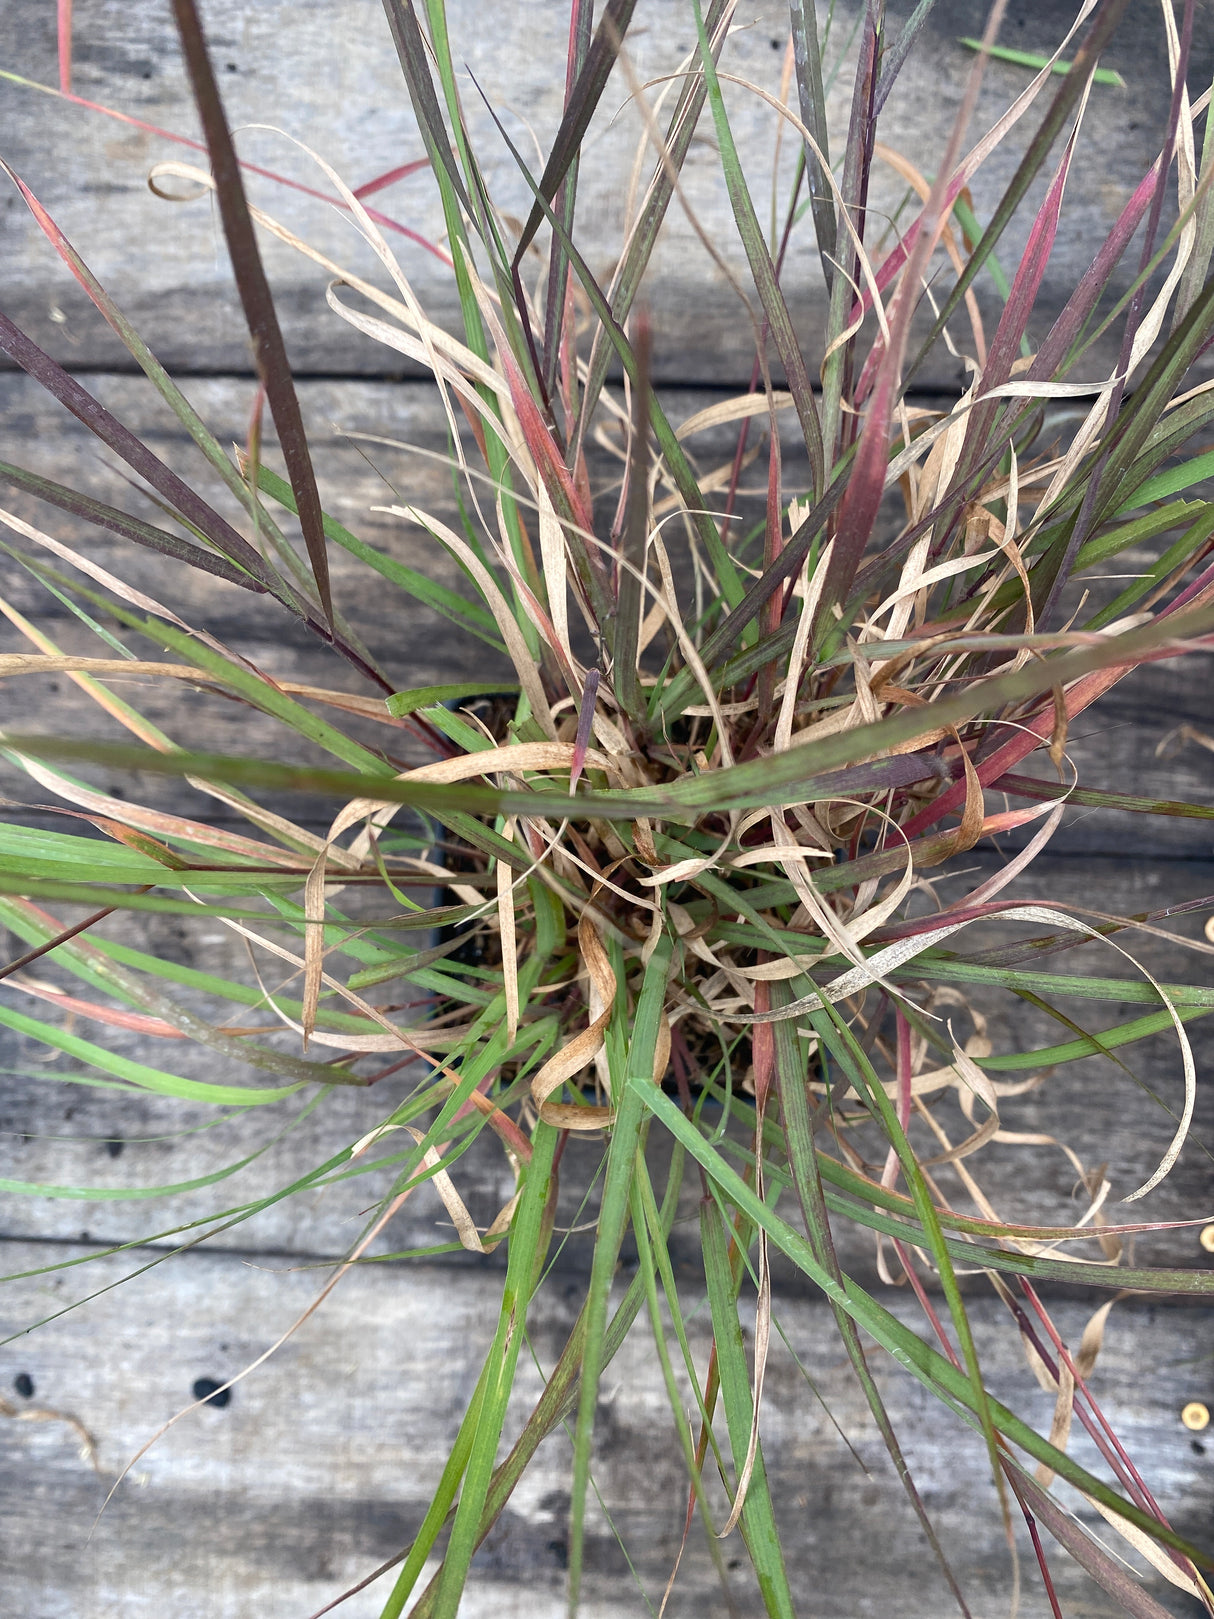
254 465 504 650
991 768 1214 818
610 318 651 719
0 157 252 488
385 681 518 717
0 314 286 592
0 1129 295 1203
513 0 637 263
427 1121 558 1619
693 0 824 497
144 620 395 775
903 0 1134 392
18 594 1212 826
637 1083 1213 1570
771 989 972 1615
957 37 1127 88
0 459 270 591
630 1165 733 1590
404 1140 689 1619
875 2 941 109
789 0 837 293
700 1196 796 1619
702 1086 1213 1294
0 1001 312 1103
1113 448 1214 511
566 929 672 1614
634 1148 726 1477
573 0 731 434
376 1362 491 1619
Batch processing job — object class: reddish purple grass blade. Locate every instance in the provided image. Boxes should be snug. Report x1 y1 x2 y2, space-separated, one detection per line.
958 122 1080 477
172 0 333 627
1030 154 1161 382
0 459 270 591
569 669 600 795
1007 1471 1176 1619
351 158 430 198
0 310 280 585
10 74 448 258
513 0 639 263
541 0 594 405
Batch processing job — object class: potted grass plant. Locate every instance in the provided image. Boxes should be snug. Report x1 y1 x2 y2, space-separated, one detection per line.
1 0 1213 1614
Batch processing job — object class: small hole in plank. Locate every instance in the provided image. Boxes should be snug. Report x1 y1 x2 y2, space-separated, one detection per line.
193 1377 232 1409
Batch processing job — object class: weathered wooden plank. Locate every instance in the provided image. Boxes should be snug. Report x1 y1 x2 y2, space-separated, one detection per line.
2 12 1211 1614
0 373 1208 854
0 854 1210 1292
0 369 811 826
0 372 1210 1276
1 1 1205 386
0 1242 1209 1618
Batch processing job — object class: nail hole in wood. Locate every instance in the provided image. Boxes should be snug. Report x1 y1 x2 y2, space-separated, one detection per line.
193 1377 231 1409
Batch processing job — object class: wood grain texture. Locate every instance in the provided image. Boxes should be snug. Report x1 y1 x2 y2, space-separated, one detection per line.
0 373 1208 852
2 1 1207 386
1 1243 1210 1618
2 10 1214 1607
0 375 1210 1286
0 852 1210 1284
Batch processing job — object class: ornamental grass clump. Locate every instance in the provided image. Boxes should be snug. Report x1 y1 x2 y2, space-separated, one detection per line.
1 1 1214 1615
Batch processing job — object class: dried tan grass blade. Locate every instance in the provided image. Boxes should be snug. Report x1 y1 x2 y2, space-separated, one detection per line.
529 910 617 1131
381 506 556 738
498 817 520 1046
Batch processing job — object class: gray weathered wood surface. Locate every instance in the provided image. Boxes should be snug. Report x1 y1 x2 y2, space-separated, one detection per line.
3 1 1211 385
3 1256 1211 1619
1 4 1213 1616
1 376 1212 1618
0 372 1210 851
